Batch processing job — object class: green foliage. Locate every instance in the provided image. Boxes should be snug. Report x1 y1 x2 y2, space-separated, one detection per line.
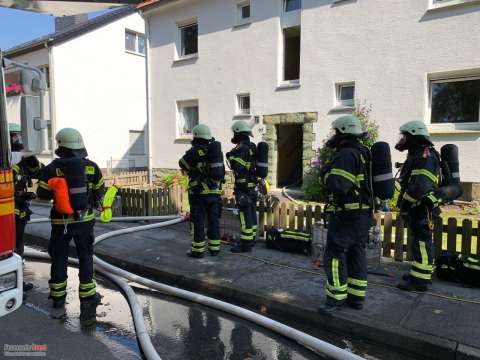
386 189 400 212
302 100 379 202
161 171 188 188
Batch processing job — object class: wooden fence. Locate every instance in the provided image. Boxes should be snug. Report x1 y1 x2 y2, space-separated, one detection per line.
116 187 478 260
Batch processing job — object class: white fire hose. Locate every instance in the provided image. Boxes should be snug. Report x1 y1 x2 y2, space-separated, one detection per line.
25 216 365 360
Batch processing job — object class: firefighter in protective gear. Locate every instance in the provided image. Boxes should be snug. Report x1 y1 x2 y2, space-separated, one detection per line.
179 124 223 258
395 120 441 292
9 123 43 291
226 120 258 253
320 115 372 310
37 128 104 320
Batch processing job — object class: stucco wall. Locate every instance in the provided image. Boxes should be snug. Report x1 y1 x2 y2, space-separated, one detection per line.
145 0 480 182
52 12 147 169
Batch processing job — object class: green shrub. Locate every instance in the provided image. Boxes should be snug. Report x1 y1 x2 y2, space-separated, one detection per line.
302 100 379 202
161 171 188 188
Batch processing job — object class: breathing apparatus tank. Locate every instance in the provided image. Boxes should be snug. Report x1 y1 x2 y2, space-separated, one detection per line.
62 158 88 212
370 141 394 200
255 142 269 179
435 144 463 202
207 140 225 182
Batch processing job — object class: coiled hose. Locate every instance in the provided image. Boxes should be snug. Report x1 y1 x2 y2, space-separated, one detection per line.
25 216 365 360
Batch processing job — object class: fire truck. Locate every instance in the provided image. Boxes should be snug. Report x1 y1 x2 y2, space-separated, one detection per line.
0 0 140 318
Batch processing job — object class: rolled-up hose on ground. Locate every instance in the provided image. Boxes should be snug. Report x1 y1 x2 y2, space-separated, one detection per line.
29 215 178 224
27 216 365 360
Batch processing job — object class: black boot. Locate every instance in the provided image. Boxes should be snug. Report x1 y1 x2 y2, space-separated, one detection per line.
187 250 204 258
23 282 33 292
319 297 343 313
80 293 102 324
346 299 364 310
51 296 66 309
230 242 251 253
397 277 428 292
402 273 432 284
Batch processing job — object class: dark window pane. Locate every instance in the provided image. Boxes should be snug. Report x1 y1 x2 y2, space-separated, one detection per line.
283 27 301 81
340 85 355 101
138 35 146 54
431 79 480 124
242 5 250 19
285 0 301 12
181 24 198 56
125 31 136 52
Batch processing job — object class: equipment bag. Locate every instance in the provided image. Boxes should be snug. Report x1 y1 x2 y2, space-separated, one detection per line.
266 228 311 256
436 251 480 287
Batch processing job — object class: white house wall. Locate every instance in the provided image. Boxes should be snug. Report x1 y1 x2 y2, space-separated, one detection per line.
145 0 480 182
52 12 147 169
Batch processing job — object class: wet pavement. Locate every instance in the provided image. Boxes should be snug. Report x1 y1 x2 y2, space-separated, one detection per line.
1 259 416 360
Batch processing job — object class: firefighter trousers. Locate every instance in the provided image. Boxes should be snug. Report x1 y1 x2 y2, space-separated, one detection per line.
190 194 222 254
324 211 370 305
235 190 257 249
48 221 96 301
407 206 434 284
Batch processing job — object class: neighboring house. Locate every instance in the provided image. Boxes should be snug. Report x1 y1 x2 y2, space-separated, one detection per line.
5 6 147 171
139 0 480 194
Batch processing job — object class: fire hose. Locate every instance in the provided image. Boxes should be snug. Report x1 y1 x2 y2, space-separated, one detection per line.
25 215 365 360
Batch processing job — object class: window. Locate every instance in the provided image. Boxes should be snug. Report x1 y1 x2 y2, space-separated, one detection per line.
285 0 301 12
177 100 199 137
236 94 251 115
179 22 198 57
283 26 301 82
129 130 146 155
236 1 251 24
336 83 355 107
430 77 480 124
430 0 480 9
125 30 146 55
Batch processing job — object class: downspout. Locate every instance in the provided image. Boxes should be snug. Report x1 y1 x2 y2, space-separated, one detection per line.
142 11 154 187
47 44 56 161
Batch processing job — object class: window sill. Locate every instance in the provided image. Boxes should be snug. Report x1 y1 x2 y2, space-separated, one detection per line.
233 19 251 28
427 0 480 11
125 50 145 57
233 113 252 119
175 135 193 142
276 81 301 91
428 124 480 135
329 105 354 114
173 54 198 64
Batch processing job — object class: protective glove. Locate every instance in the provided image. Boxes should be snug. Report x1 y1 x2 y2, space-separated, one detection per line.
422 192 441 211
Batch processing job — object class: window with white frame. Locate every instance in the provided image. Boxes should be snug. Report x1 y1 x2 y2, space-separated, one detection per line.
236 94 251 115
431 0 480 8
285 0 301 12
430 77 480 124
125 30 146 55
129 130 146 155
283 26 301 82
236 1 251 24
177 100 199 136
178 22 198 57
335 83 355 107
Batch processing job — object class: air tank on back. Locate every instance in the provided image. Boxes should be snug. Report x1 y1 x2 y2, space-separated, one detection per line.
371 141 394 200
435 144 463 202
62 157 88 211
207 140 225 182
255 142 269 179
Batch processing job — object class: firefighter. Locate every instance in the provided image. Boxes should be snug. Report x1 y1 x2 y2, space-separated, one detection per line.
226 120 258 253
395 121 441 292
179 124 223 258
9 123 43 291
320 115 372 310
37 128 104 321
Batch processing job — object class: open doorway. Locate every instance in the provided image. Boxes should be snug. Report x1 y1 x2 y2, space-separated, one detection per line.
276 124 303 188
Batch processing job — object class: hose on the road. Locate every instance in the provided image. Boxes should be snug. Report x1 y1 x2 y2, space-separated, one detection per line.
25 216 365 360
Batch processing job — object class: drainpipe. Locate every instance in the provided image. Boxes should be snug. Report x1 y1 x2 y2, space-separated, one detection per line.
142 12 154 187
47 44 56 161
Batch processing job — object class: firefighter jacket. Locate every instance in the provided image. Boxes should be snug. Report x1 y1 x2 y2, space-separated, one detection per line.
37 158 105 224
13 157 43 219
322 139 372 213
179 144 222 195
226 141 257 192
397 145 441 212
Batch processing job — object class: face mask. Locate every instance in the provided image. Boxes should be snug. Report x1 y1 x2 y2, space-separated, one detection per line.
10 134 24 151
395 133 408 152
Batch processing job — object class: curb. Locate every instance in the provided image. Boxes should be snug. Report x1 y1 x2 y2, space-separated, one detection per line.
25 232 480 360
